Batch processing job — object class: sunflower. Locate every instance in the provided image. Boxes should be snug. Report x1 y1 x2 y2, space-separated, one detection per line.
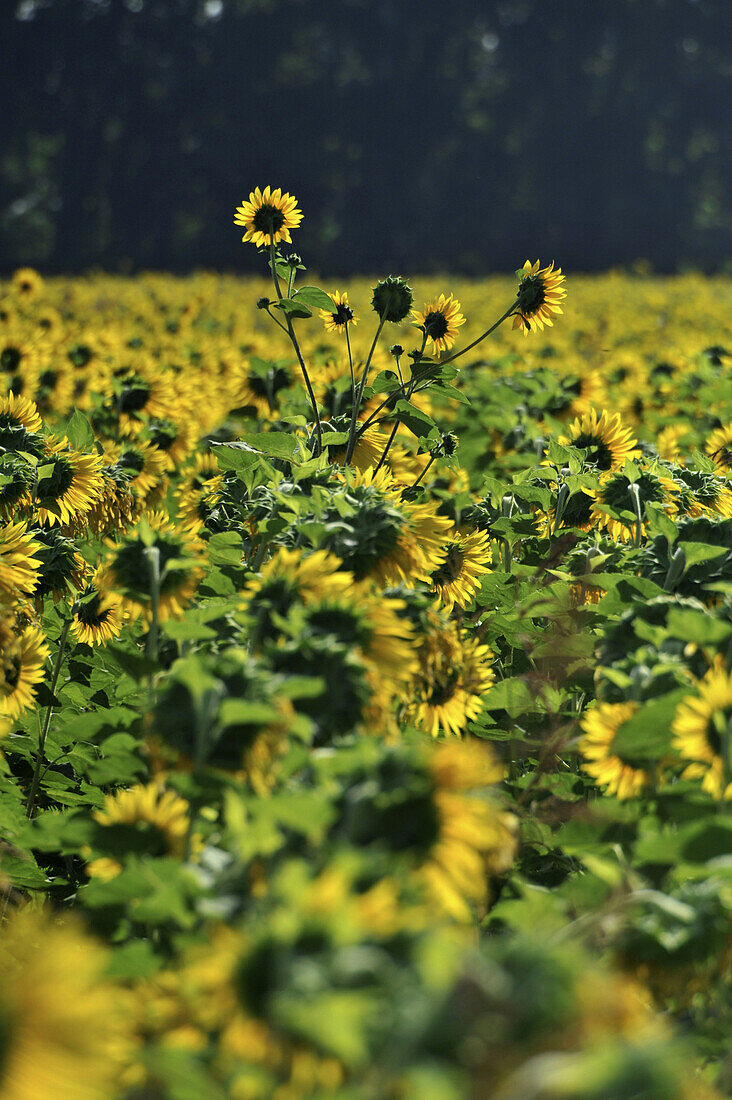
559 409 639 471
0 907 132 1100
0 620 49 719
579 701 654 800
106 438 169 504
70 574 126 647
173 452 225 530
407 615 495 737
145 416 197 471
423 739 516 921
34 360 75 419
673 469 732 520
93 781 191 857
319 415 385 471
10 267 44 300
412 293 465 355
102 510 205 622
512 259 566 335
320 290 357 333
590 469 679 542
0 330 40 397
228 357 295 419
705 422 732 473
33 438 104 527
321 466 453 587
671 666 732 800
429 528 492 611
29 525 88 603
0 390 43 438
0 520 42 603
84 465 137 537
234 186 303 248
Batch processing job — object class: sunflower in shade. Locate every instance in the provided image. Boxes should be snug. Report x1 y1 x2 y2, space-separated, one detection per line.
30 526 88 603
590 468 679 542
406 614 495 737
412 294 466 355
70 571 126 647
672 665 732 800
320 290 357 333
234 186 303 248
559 409 639 471
174 452 225 531
104 439 168 505
33 437 104 527
429 528 492 611
705 421 732 473
101 510 205 623
579 701 657 800
0 392 44 455
673 468 732 519
92 781 191 859
513 259 566 335
0 618 49 720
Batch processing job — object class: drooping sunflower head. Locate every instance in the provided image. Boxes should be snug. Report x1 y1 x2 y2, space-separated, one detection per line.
512 259 566 335
320 290 357 333
102 511 205 622
561 409 639 471
371 276 414 323
31 525 88 602
591 469 679 542
672 666 732 800
412 293 466 355
234 186 303 248
673 468 732 519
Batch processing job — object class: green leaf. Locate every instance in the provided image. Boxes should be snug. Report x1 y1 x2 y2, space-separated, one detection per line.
65 409 95 450
678 541 728 567
292 286 337 312
273 297 312 319
611 688 689 760
665 608 732 645
481 678 537 717
239 433 302 461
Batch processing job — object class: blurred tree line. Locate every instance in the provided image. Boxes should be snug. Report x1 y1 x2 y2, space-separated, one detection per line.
1 0 730 274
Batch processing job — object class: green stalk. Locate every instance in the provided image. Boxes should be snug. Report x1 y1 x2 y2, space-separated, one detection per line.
25 616 71 818
434 300 519 368
145 545 161 713
345 310 388 464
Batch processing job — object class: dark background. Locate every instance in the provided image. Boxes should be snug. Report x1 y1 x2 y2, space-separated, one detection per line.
2 0 730 276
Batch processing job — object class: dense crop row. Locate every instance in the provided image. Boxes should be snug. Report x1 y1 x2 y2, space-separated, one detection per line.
1 238 732 1098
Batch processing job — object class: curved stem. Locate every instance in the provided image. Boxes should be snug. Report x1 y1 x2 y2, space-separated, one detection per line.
433 299 519 367
345 311 387 464
26 616 72 818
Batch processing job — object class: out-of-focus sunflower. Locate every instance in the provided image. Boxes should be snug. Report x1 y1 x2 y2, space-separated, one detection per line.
107 438 168 504
412 293 466 355
234 186 303 248
33 438 104 527
0 330 41 398
406 615 495 737
319 415 385 472
10 267 44 300
559 409 639 471
93 781 191 857
0 391 43 442
101 510 205 623
145 416 197 471
0 520 42 602
0 619 49 719
173 452 224 531
429 528 492 611
423 739 516 921
672 666 732 800
0 907 133 1100
579 701 654 800
705 422 732 473
228 357 295 420
512 259 566 335
673 469 732 519
320 290 357 332
590 469 679 542
70 572 126 647
29 526 87 603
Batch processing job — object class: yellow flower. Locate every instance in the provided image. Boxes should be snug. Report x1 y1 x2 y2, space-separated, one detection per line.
0 520 42 602
412 293 466 355
0 621 49 720
513 259 566 335
672 666 732 800
34 438 104 527
0 907 133 1100
94 781 191 856
407 616 495 737
10 267 44 300
320 290 357 332
429 528 492 611
234 186 303 248
579 701 653 800
70 574 126 647
0 391 43 435
559 408 639 471
705 421 732 473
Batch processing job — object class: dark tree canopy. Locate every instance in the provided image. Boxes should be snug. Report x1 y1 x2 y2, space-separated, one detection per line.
1 0 730 274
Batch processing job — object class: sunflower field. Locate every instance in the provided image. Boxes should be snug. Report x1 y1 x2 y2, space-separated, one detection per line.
1 192 732 1099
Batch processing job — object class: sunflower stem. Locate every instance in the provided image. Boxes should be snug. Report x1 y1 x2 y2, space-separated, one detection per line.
345 310 388 464
25 615 72 819
409 453 436 490
435 299 519 368
372 335 427 473
145 545 161 712
344 322 356 406
268 237 323 455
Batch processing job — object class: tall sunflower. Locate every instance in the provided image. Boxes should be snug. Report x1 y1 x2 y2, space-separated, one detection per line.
412 294 466 355
512 259 566 335
672 666 732 800
234 186 303 248
559 409 639 471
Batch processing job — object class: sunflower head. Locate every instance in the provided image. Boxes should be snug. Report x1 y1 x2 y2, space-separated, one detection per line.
320 290 357 333
104 511 204 622
513 259 566 335
31 525 87 601
412 294 465 355
234 186 303 248
371 276 414 323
